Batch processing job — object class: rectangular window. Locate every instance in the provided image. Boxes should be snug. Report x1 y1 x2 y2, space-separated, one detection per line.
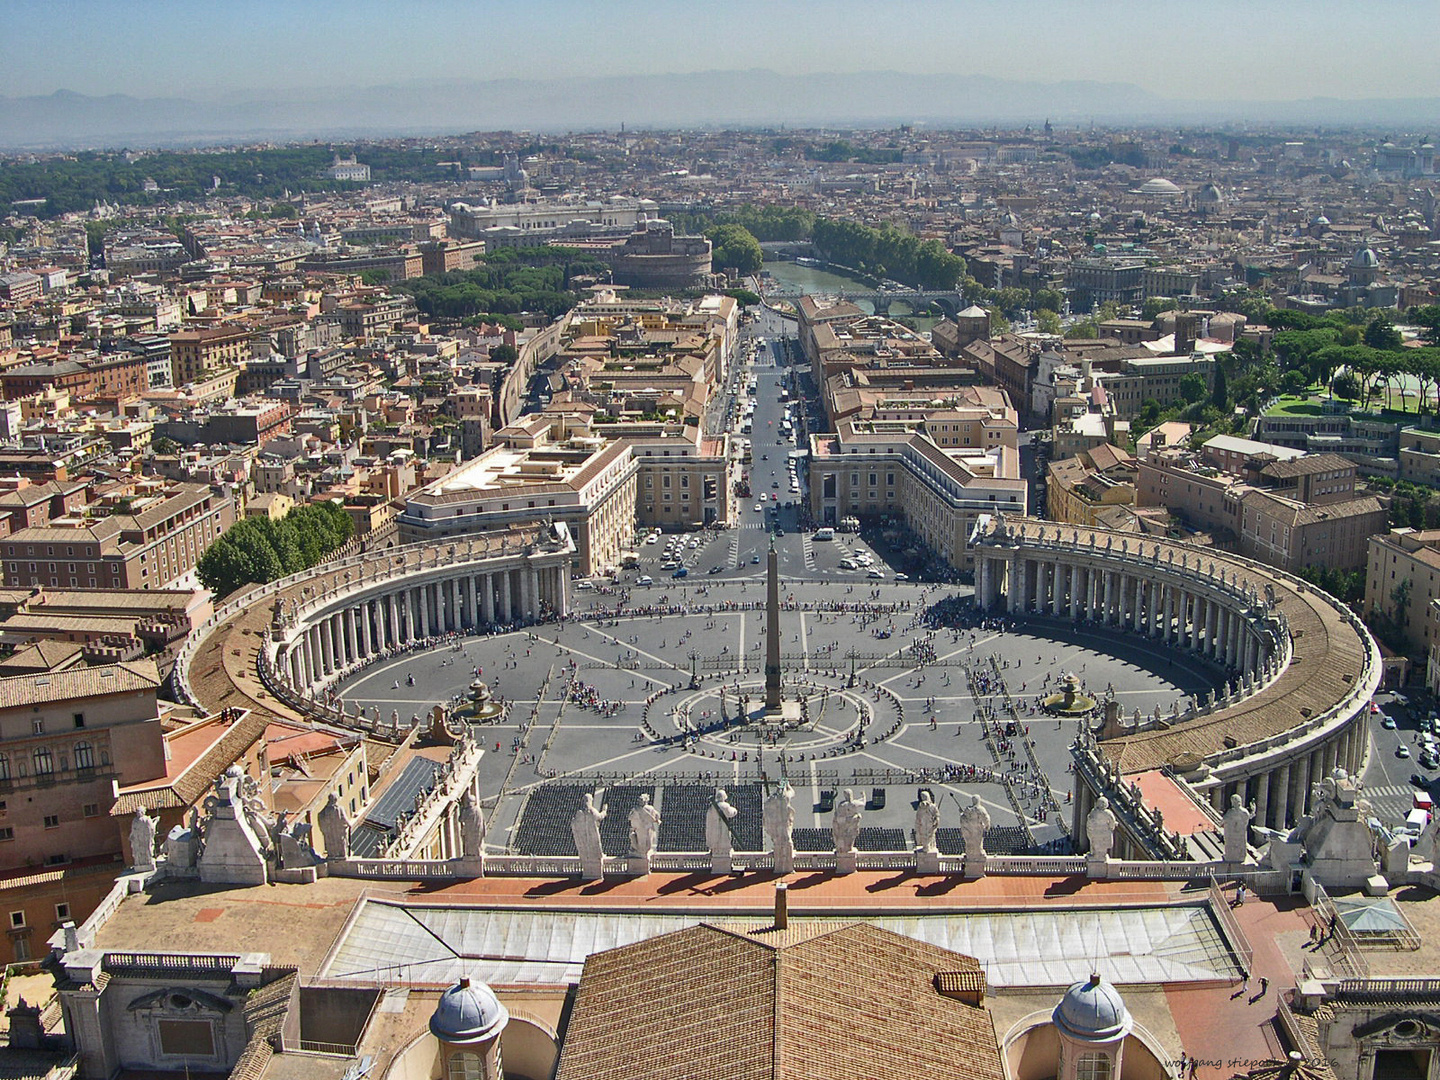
0 828 12 842
55 903 69 921
73 713 84 729
43 814 59 829
83 803 99 817
9 910 23 928
158 1020 215 1057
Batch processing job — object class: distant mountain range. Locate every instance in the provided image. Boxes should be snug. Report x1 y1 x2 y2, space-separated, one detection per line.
1 72 1437 150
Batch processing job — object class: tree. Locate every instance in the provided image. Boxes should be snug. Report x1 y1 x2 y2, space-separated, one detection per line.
1211 363 1228 409
1036 309 1062 335
1364 315 1402 351
1331 371 1360 400
706 224 763 276
1179 373 1207 404
489 344 518 366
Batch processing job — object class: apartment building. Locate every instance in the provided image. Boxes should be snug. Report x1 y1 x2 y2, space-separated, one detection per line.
168 326 253 386
0 482 235 590
1367 529 1440 658
1046 443 1137 526
625 424 733 529
0 660 165 960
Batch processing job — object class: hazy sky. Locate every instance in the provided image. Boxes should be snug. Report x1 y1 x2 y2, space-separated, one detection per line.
5 0 1437 102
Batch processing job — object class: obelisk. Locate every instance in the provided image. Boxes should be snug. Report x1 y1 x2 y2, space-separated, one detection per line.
765 534 782 710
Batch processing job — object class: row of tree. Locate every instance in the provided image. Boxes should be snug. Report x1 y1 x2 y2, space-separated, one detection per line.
197 502 354 599
0 145 454 218
397 247 609 321
810 218 966 290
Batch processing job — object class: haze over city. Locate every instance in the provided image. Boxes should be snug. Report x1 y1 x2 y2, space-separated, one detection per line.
4 0 1440 146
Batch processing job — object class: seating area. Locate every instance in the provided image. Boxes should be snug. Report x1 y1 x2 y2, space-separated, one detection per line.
935 826 1035 856
513 787 589 856
792 827 907 852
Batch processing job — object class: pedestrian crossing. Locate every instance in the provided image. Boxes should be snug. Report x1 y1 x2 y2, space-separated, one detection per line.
1367 783 1421 800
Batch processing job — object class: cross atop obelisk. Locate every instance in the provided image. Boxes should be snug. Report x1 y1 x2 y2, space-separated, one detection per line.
765 533 782 710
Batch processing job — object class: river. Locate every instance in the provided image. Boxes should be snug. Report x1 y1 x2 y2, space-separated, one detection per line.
762 260 942 334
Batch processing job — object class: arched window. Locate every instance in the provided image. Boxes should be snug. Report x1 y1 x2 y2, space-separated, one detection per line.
74 742 94 770
447 1052 484 1080
32 747 53 775
1076 1052 1112 1080
0 753 9 780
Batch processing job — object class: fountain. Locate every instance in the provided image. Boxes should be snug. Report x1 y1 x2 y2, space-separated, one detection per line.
1041 671 1097 716
455 678 505 723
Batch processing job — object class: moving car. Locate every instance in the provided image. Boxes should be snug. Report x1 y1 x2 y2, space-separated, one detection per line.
1382 717 1398 729
708 565 723 574
672 567 689 578
1398 744 1412 758
637 575 653 586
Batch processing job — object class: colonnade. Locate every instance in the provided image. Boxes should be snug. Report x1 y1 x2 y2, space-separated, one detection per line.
283 562 568 690
972 523 1379 840
974 550 1268 674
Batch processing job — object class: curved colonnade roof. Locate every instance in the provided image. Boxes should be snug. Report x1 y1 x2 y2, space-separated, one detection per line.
182 527 557 725
979 519 1377 775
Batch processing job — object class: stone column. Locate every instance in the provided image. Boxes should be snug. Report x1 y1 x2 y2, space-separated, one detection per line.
483 574 495 625
1068 564 1081 621
1293 753 1312 820
1103 571 1114 625
499 571 512 623
1007 556 1021 614
1271 762 1290 828
466 575 479 630
1255 767 1271 829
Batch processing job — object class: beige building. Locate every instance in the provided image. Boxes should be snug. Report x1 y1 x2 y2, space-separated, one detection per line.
1366 528 1440 657
397 414 638 576
0 660 165 960
1046 444 1137 527
809 417 1026 569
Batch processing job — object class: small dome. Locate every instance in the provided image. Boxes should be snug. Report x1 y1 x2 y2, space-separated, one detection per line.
1053 973 1132 1042
1311 214 1330 226
1351 247 1379 268
430 976 509 1045
1197 182 1224 202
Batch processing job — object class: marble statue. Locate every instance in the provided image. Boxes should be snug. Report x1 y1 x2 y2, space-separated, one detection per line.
628 792 661 859
1223 793 1255 863
129 807 158 871
915 790 940 854
571 790 607 870
764 781 796 872
958 794 990 860
317 792 351 860
705 788 739 858
1086 797 1117 861
459 791 485 860
831 789 863 855
277 819 318 870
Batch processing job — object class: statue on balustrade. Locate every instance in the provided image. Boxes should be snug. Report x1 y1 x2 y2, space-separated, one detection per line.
915 790 940 855
129 807 158 871
571 790 607 867
764 781 795 869
459 791 485 859
1086 797 1117 860
958 794 990 860
629 792 661 859
832 789 863 855
318 792 352 860
1223 794 1255 864
705 789 739 859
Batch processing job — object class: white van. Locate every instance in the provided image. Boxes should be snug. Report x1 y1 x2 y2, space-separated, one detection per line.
1403 807 1431 837
814 527 835 541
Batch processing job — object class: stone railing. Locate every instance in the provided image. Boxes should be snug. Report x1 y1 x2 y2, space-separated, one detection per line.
333 859 463 880
1336 977 1440 995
